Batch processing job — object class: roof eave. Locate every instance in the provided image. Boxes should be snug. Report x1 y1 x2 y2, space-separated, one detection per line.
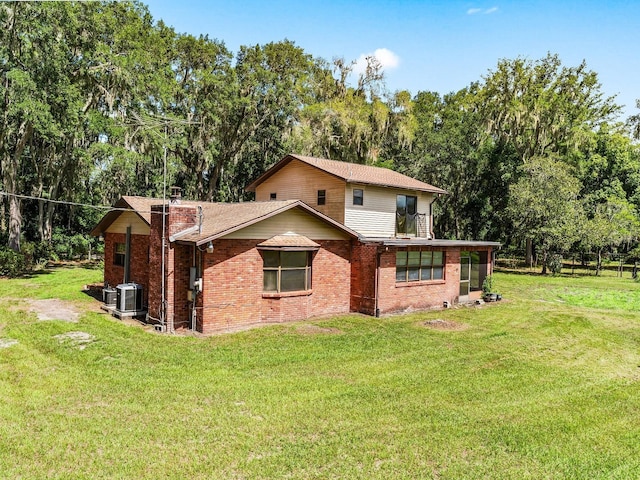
89 197 152 237
345 179 448 195
188 200 359 246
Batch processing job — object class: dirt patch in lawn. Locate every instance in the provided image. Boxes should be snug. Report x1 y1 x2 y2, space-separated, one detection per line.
422 319 469 331
0 338 18 348
295 324 343 335
29 299 81 322
54 331 95 350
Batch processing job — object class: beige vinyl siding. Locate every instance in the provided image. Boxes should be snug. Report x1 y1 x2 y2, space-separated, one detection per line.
345 185 433 237
254 159 345 224
105 211 150 235
223 208 350 240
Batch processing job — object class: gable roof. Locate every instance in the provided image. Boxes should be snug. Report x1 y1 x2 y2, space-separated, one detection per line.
245 154 448 194
256 234 321 249
90 196 158 236
174 199 358 245
92 195 359 244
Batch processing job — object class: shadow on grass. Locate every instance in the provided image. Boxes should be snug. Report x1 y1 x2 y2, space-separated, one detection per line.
82 287 104 302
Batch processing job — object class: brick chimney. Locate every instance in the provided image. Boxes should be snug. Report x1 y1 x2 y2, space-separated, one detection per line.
148 194 198 330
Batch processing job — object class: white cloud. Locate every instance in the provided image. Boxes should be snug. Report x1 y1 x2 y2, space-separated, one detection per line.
353 48 400 75
467 6 498 15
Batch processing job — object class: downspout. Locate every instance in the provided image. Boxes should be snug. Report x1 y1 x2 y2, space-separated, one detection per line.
191 244 197 331
124 226 131 283
374 246 382 317
428 194 440 240
161 202 167 332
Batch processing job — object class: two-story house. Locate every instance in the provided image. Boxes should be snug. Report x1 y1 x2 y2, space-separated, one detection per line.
92 154 499 334
247 154 500 316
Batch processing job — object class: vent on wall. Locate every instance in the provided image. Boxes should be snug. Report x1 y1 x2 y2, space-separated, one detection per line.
116 283 143 312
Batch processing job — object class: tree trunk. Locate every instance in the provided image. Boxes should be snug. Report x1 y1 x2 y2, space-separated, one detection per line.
8 194 21 252
0 196 6 232
526 238 534 266
540 250 548 275
37 197 45 242
3 121 32 251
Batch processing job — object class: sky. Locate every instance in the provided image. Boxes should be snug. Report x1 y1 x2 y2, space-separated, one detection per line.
145 0 639 120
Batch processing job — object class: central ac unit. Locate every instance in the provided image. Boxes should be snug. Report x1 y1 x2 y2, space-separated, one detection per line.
103 288 117 306
116 283 143 312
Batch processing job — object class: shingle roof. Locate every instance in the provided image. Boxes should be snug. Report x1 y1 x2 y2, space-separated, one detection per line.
245 154 447 194
90 196 160 236
92 196 358 244
257 234 320 249
175 200 307 244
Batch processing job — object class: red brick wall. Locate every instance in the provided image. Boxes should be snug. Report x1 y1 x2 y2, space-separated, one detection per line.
168 205 198 236
103 232 150 306
377 247 461 314
350 241 378 315
148 206 164 322
375 246 494 314
170 243 194 330
199 239 351 333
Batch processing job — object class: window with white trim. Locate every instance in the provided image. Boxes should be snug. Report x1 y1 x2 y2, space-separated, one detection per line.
353 188 363 206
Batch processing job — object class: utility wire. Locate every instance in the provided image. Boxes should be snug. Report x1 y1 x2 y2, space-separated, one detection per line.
0 190 168 215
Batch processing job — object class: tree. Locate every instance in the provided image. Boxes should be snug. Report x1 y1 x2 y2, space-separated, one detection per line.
507 156 584 273
0 1 171 249
480 53 620 164
581 197 639 275
168 33 234 201
478 53 620 260
288 56 391 165
629 99 640 140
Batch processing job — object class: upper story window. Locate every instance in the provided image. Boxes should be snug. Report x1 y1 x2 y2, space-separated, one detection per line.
396 194 417 236
270 193 277 200
317 190 326 205
114 242 126 266
353 188 364 206
263 250 312 293
396 249 444 283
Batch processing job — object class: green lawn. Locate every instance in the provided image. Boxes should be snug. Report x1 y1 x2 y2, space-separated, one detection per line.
1 267 639 479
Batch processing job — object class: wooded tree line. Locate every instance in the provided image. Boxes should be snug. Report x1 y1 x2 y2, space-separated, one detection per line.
1 1 640 272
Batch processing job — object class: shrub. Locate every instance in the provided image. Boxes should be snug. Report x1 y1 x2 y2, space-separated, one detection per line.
51 231 93 259
0 247 26 277
482 274 494 294
548 254 563 275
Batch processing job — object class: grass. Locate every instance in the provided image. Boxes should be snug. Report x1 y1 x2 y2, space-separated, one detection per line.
1 266 639 478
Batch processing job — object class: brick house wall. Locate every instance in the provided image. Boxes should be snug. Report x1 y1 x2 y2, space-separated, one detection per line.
350 241 378 315
148 203 198 329
199 239 351 333
170 243 194 330
103 232 150 307
377 247 461 314
351 244 495 315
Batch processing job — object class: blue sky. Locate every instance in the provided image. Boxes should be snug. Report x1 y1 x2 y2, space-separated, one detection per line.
146 0 639 120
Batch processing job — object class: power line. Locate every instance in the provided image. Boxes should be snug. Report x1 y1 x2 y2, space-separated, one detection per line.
0 191 167 215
